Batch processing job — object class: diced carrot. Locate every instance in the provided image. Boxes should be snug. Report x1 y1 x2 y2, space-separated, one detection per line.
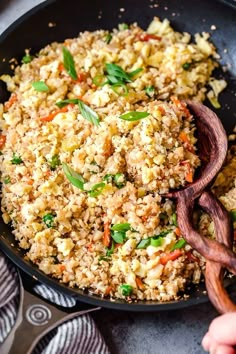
76 72 87 83
87 243 94 252
181 161 193 183
58 63 64 72
179 131 195 153
160 249 182 265
142 215 148 222
60 264 66 272
175 227 181 237
157 106 166 115
105 286 112 296
25 179 34 185
186 251 200 264
5 93 17 110
39 104 74 122
185 169 193 183
136 277 145 290
103 221 111 247
138 33 162 41
0 135 6 149
115 243 122 249
170 96 191 119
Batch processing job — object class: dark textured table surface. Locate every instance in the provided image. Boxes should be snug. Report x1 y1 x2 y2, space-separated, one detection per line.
0 1 225 353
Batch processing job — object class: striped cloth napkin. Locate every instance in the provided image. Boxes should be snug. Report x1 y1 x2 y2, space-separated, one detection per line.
0 252 110 354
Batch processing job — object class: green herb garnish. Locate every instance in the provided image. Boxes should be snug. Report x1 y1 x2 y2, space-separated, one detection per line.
32 81 49 92
3 176 11 184
104 33 112 44
89 182 106 197
22 54 33 64
56 98 100 126
106 240 115 256
137 238 151 249
48 154 61 170
171 238 187 251
182 62 191 70
106 63 132 83
110 83 129 96
114 173 126 188
102 174 114 183
77 99 100 126
92 75 108 87
119 284 133 296
150 236 164 247
172 213 178 226
111 223 131 232
62 163 85 190
43 213 55 228
11 153 23 165
118 23 129 31
111 231 127 244
145 86 155 98
62 46 78 80
119 111 149 121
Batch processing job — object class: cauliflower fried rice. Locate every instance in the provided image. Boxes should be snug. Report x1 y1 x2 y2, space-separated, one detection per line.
0 17 234 301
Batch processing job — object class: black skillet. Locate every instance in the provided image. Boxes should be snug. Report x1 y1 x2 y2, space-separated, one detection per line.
0 0 236 313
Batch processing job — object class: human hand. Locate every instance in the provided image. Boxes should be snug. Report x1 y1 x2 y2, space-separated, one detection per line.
202 313 236 354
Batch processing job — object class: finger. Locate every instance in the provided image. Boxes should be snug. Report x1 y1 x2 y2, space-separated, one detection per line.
209 313 236 346
202 331 212 351
210 344 236 354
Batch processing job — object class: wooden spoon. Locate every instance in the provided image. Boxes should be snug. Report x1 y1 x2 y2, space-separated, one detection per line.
168 101 235 313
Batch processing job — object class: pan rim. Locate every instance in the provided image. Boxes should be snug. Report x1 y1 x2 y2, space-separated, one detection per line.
0 0 235 311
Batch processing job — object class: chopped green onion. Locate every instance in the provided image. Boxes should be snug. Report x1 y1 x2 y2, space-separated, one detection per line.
106 240 115 256
103 174 114 183
158 229 172 237
56 98 100 126
32 81 49 92
111 83 129 96
150 236 164 247
230 210 236 222
119 284 133 296
62 163 85 190
98 256 110 263
137 238 150 249
77 99 100 126
92 75 108 87
104 33 112 44
145 86 155 98
43 213 55 228
128 68 143 78
105 63 132 83
22 54 33 64
11 153 23 165
111 223 131 232
48 154 61 170
62 46 78 80
171 238 187 251
114 173 126 188
182 62 191 70
55 98 79 108
3 176 11 184
172 213 178 226
88 182 106 197
111 231 126 244
118 23 129 31
119 111 149 121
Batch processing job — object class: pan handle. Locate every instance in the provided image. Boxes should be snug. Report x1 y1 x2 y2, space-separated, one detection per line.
1 272 100 354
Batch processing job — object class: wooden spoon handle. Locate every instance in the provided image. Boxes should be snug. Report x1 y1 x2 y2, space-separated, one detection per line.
176 193 236 273
199 191 236 314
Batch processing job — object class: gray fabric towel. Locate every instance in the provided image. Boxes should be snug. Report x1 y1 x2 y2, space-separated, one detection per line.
0 252 110 354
